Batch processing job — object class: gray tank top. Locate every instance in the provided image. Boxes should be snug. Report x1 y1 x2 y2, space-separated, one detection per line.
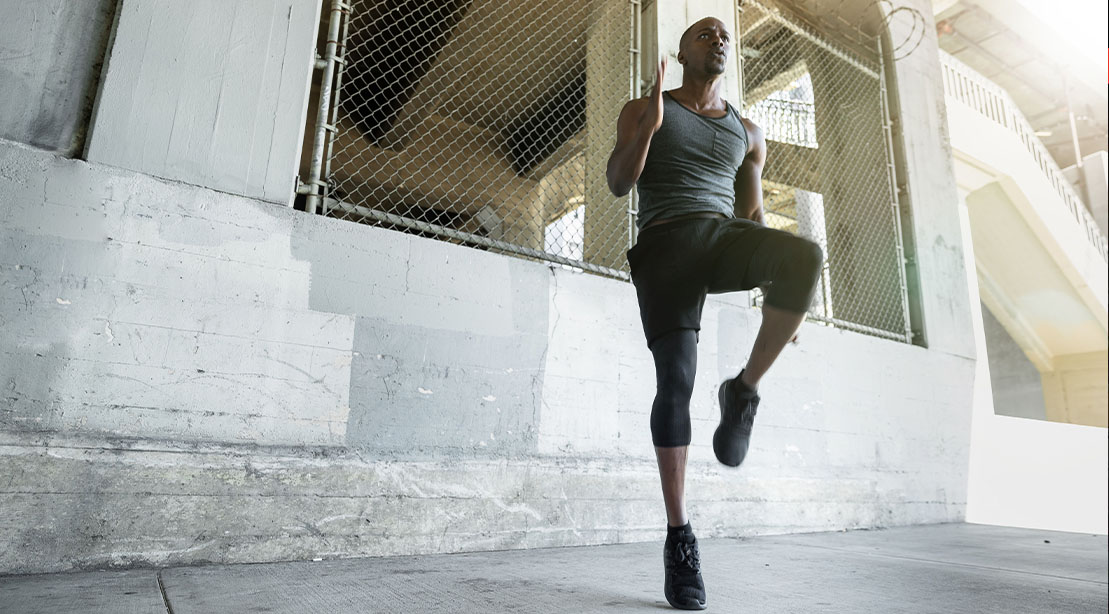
635 91 749 230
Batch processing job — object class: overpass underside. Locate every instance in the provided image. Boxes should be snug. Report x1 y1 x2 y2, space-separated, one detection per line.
942 52 1108 427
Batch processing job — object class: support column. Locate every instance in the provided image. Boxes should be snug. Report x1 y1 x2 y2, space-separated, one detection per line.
879 0 975 355
796 189 832 317
584 0 741 271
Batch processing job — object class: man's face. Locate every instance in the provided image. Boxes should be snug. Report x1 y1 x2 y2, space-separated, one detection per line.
680 19 731 76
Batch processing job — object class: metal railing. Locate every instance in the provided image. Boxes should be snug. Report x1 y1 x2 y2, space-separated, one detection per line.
939 50 1109 261
747 98 818 147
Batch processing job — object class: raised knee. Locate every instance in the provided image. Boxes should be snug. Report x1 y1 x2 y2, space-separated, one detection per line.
796 238 823 276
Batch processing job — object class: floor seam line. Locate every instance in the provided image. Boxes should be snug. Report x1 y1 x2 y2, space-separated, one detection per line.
157 570 176 614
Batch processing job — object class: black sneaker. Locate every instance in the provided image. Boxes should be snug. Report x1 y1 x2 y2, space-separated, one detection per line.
713 372 759 467
663 528 707 610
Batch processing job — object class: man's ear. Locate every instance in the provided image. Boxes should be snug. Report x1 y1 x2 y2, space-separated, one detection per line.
676 50 685 65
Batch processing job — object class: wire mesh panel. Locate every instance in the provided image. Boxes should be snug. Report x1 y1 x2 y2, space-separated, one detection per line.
739 0 911 341
323 0 636 278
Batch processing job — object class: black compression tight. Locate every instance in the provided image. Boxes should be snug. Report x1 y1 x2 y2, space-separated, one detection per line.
649 329 699 447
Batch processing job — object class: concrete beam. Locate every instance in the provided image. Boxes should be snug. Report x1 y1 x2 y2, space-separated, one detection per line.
85 0 321 205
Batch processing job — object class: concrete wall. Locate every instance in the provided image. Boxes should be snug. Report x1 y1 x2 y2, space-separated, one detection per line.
1042 351 1109 428
84 0 320 204
0 0 984 576
980 304 1046 421
0 0 117 155
880 0 977 356
0 139 974 573
961 201 1109 535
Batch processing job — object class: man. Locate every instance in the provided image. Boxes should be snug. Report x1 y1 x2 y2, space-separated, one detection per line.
606 16 823 611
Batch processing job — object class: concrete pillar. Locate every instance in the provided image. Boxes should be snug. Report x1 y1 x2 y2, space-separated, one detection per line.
584 0 741 270
85 0 321 205
641 0 742 106
583 2 634 270
880 0 975 355
796 189 832 316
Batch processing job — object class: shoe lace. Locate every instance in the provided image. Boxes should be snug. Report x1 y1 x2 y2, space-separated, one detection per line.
668 535 700 572
739 397 758 429
728 380 759 431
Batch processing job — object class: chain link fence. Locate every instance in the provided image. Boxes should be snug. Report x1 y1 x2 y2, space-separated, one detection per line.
318 0 637 278
739 0 912 341
310 0 912 342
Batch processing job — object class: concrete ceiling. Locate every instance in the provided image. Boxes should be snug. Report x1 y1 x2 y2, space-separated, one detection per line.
934 0 1108 169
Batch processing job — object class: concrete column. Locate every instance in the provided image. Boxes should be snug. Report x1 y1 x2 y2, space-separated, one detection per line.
583 1 633 270
642 0 742 106
584 0 741 270
85 0 321 205
796 189 831 316
880 0 975 355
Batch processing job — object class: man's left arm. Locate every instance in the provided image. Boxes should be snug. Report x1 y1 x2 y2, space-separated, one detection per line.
734 118 766 225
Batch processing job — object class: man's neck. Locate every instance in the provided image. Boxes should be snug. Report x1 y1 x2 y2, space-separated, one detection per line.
674 76 725 112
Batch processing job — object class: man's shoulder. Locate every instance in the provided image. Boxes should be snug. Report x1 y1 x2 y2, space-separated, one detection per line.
623 96 650 112
739 116 763 137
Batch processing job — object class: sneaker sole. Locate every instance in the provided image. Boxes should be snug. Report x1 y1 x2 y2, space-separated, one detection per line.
714 379 739 467
665 594 708 610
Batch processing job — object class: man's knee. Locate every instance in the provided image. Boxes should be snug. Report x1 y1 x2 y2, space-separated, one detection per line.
656 362 695 400
651 361 695 447
651 391 692 447
789 236 823 283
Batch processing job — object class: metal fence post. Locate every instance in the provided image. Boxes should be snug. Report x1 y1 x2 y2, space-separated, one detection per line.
306 0 347 215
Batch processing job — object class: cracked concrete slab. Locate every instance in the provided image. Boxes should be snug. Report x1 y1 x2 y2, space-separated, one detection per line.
0 569 163 614
1 524 1103 614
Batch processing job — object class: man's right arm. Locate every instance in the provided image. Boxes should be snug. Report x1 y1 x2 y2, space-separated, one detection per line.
606 99 653 196
606 59 666 197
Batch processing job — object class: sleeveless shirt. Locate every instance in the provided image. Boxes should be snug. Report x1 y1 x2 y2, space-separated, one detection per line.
635 91 749 230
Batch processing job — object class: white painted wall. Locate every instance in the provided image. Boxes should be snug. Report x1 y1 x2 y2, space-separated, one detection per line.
0 139 977 573
85 0 320 204
960 190 1109 535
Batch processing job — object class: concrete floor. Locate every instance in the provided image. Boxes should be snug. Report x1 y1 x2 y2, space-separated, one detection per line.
1 524 1105 613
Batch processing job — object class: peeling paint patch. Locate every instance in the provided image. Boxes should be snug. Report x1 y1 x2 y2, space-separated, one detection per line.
417 387 433 395
56 298 71 305
482 395 496 402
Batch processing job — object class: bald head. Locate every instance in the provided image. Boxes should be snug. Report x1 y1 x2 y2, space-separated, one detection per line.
679 17 730 53
676 17 731 77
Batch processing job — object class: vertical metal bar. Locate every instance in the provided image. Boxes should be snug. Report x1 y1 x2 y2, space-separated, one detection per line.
306 0 346 215
734 0 746 111
1063 75 1083 169
320 0 352 216
878 37 914 344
